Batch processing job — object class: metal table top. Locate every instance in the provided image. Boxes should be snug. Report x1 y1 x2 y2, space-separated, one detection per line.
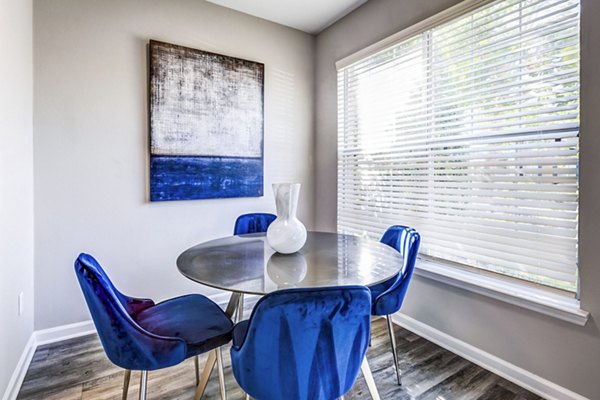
177 231 402 295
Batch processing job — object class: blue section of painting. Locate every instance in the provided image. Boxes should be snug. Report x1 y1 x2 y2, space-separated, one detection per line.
150 156 263 201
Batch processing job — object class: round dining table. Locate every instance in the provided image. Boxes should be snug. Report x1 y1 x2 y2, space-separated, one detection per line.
177 231 401 400
177 231 402 295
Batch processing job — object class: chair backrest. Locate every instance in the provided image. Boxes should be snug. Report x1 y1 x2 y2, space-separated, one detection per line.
375 225 421 316
230 286 371 400
234 212 276 235
74 253 186 370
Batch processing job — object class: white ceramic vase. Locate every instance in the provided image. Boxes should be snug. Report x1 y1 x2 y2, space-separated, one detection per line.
266 183 307 254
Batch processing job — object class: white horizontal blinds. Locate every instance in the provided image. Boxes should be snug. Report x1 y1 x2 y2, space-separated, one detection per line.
337 0 580 292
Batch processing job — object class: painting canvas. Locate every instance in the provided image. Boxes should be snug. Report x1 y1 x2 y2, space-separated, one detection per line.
149 40 264 201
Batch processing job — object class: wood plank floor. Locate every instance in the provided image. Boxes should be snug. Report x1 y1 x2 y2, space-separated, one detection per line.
17 317 543 400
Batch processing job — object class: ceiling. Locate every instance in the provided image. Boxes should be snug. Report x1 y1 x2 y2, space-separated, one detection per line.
205 0 368 34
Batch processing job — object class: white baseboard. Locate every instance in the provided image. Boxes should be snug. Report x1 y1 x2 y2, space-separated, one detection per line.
34 320 96 347
1 320 95 400
2 321 96 400
1 335 36 400
392 313 589 400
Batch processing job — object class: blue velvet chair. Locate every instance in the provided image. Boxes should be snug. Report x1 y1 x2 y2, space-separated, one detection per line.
234 213 276 236
368 225 420 385
230 286 372 400
74 253 233 400
232 212 276 320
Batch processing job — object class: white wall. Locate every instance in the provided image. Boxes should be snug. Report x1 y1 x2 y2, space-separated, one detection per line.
0 0 34 395
315 0 600 398
33 0 315 330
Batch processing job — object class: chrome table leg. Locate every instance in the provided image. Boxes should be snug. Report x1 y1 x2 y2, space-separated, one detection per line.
225 292 241 317
237 294 244 322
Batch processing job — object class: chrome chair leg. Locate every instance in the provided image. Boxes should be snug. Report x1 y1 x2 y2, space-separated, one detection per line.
122 370 131 400
194 355 200 385
139 371 148 400
386 315 401 385
216 347 227 400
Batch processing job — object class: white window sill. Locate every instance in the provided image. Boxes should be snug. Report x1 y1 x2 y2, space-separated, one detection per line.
415 259 589 326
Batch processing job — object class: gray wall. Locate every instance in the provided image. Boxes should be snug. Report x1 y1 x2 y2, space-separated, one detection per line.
0 0 34 395
33 0 315 330
315 0 600 398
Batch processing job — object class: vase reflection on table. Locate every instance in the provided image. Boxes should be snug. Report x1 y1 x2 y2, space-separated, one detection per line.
266 252 308 288
266 183 307 254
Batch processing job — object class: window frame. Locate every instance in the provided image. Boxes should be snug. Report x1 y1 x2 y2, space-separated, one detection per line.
335 0 588 325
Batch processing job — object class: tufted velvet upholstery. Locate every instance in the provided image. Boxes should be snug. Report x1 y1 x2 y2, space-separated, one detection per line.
230 286 371 400
368 226 421 316
234 213 276 235
74 253 233 371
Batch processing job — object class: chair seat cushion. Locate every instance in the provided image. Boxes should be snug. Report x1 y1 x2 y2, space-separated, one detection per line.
232 320 250 349
134 294 233 358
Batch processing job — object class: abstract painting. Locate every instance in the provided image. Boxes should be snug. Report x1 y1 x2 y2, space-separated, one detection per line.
149 40 264 201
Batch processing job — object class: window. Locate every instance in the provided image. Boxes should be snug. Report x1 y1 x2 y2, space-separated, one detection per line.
337 0 580 293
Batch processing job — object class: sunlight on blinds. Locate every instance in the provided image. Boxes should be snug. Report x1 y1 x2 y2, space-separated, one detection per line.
337 0 580 292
